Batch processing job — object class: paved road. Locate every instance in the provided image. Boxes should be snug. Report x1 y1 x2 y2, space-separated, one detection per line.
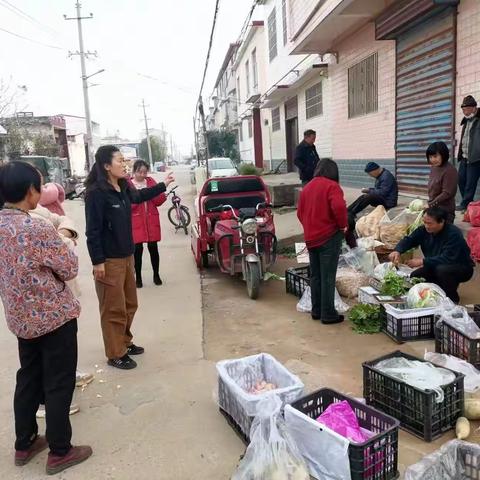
0 166 242 479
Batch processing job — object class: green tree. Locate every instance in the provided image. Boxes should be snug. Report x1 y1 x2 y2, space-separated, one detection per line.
139 136 167 165
31 133 60 156
206 129 239 162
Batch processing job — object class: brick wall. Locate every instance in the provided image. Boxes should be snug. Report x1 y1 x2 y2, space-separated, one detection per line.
330 22 396 160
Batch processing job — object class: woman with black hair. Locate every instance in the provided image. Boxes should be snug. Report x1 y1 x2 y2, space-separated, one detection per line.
85 146 174 370
129 159 167 288
0 161 92 475
426 141 458 223
390 206 474 303
297 159 348 324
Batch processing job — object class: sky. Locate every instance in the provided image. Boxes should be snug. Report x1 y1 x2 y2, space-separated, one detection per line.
0 0 254 154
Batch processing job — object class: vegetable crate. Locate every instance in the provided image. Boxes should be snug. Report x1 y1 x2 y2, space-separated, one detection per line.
358 286 380 305
285 266 310 297
380 303 436 343
435 312 480 369
285 389 399 480
363 351 464 442
216 353 304 444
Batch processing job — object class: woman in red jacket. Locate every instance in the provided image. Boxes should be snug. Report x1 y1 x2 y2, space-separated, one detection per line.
130 160 167 288
297 159 348 324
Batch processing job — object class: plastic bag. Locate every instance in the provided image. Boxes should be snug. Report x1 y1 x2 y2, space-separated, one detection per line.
297 286 350 314
374 357 456 403
373 262 396 280
404 440 480 480
355 205 386 239
378 211 410 250
232 394 310 480
467 227 480 263
438 305 480 339
316 400 368 443
406 283 446 308
467 201 480 227
342 246 378 276
336 267 369 299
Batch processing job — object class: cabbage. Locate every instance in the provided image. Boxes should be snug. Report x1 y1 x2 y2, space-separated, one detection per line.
408 199 425 212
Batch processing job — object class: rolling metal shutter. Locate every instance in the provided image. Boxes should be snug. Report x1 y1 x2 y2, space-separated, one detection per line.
395 9 456 195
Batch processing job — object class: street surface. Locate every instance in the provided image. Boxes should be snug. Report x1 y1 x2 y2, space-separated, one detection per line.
0 166 478 479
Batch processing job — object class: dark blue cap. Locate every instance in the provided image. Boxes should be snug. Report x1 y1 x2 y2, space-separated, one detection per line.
365 162 380 173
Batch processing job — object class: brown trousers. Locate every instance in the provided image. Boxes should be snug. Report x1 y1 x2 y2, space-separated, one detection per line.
95 257 138 359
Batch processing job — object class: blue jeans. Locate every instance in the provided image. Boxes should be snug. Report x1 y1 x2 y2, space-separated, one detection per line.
459 161 480 208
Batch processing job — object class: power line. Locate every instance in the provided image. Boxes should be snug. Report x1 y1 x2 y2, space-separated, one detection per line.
0 26 64 50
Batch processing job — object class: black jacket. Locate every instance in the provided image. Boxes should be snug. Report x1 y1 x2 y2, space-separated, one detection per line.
395 224 474 270
294 140 320 182
85 181 167 265
458 108 480 164
369 169 398 208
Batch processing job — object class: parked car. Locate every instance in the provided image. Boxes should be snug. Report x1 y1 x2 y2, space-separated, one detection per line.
208 157 238 178
154 161 166 172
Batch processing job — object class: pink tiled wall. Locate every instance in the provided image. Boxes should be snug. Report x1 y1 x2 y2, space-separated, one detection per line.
329 22 396 160
455 0 480 152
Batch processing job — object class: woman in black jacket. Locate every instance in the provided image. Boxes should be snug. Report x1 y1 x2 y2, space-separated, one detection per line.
85 145 174 370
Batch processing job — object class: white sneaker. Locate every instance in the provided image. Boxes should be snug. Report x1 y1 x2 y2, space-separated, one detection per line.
76 370 94 387
36 403 80 418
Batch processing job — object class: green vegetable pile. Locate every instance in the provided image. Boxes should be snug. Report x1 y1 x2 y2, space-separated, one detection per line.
380 271 424 297
348 304 382 334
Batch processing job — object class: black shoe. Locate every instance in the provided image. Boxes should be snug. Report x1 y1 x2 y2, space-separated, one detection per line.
456 205 466 212
311 314 321 321
127 344 145 355
322 315 345 325
107 354 137 370
153 274 163 286
136 277 143 289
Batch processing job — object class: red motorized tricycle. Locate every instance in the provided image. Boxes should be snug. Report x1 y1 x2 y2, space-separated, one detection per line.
191 176 277 299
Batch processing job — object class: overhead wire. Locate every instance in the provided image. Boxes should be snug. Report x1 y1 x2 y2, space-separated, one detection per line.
0 26 65 50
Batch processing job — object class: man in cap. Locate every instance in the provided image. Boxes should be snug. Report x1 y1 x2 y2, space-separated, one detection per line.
347 162 398 218
457 95 480 211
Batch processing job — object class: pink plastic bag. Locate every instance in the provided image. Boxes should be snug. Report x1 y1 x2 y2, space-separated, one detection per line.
316 400 368 443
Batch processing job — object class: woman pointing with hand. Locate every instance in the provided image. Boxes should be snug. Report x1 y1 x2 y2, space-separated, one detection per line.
85 146 175 370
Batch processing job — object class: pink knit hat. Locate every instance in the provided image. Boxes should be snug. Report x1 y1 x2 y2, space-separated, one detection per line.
39 183 66 216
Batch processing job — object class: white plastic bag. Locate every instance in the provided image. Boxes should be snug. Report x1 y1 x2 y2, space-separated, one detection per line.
438 306 480 339
342 246 378 276
297 287 350 314
406 283 446 309
378 211 410 249
373 262 396 280
404 440 480 480
232 395 310 480
285 404 351 480
374 357 456 403
296 287 311 313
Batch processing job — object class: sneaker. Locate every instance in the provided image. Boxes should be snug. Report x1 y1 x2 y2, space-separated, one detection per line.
136 277 143 289
76 371 94 387
127 344 145 355
456 205 466 212
153 274 163 286
107 354 137 370
46 445 93 475
15 435 48 466
36 404 80 419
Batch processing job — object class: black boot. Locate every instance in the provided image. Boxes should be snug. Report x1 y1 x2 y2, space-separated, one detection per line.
153 273 162 286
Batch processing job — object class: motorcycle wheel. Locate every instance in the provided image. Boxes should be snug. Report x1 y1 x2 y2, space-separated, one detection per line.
245 262 261 300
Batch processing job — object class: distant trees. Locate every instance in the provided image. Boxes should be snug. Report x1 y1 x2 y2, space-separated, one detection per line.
139 136 167 165
206 129 239 162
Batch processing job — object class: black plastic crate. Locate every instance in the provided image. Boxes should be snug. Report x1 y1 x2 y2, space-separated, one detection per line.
475 304 480 312
380 304 436 343
363 351 464 442
285 266 310 297
288 389 399 480
435 312 480 369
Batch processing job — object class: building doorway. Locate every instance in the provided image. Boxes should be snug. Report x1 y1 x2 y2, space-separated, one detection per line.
285 96 298 172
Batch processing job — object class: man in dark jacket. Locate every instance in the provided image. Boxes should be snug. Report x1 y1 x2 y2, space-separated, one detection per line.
348 162 398 217
294 129 320 185
389 207 474 303
457 95 480 211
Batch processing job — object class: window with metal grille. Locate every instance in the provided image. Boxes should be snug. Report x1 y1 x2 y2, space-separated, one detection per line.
251 49 258 91
248 117 253 138
268 8 277 62
239 120 243 142
282 0 287 45
348 52 378 118
245 59 250 97
305 81 323 119
272 107 281 131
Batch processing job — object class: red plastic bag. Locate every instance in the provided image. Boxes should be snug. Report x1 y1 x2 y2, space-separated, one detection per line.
467 227 480 263
466 201 480 227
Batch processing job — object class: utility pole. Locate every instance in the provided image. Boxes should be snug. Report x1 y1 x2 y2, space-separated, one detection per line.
198 96 210 177
140 99 153 168
64 2 96 171
169 134 174 164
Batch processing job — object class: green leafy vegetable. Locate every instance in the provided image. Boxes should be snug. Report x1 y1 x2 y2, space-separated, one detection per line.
380 271 410 296
348 304 382 334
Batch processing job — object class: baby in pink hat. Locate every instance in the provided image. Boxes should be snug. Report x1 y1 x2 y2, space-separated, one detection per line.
39 182 66 216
